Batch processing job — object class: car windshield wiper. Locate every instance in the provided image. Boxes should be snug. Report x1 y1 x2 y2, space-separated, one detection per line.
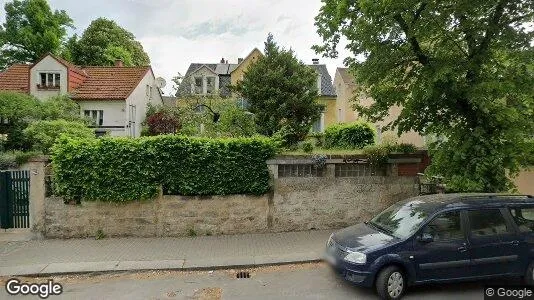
369 221 394 236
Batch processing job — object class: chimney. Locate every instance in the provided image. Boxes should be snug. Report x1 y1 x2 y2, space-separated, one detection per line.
220 57 225 63
312 58 319 65
238 58 244 64
115 59 123 67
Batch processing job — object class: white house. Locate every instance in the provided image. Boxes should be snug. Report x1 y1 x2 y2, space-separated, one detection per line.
0 53 163 137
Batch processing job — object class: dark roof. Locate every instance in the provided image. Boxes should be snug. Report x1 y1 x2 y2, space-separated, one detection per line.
309 64 336 97
0 64 29 93
162 96 177 106
397 193 534 215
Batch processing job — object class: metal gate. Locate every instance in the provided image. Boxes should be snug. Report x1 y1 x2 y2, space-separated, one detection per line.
0 170 30 229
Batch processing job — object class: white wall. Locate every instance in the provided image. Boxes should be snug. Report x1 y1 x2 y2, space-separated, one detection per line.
29 56 68 100
126 68 163 137
189 66 219 95
77 101 127 137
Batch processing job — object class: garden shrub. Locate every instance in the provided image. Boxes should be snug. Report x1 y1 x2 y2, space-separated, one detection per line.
394 143 417 154
51 135 278 202
323 122 375 149
24 120 95 154
0 151 40 170
301 141 314 153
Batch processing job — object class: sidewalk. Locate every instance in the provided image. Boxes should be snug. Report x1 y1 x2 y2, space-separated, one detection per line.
0 230 332 276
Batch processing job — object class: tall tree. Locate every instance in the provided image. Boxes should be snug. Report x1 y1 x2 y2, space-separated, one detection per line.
0 0 73 69
314 0 534 192
71 18 150 66
234 34 323 145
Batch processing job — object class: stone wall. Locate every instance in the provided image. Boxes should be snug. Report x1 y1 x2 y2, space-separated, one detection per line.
44 195 269 238
35 154 423 238
271 176 417 232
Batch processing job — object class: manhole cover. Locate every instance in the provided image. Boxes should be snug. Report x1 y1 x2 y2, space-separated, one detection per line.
236 271 251 279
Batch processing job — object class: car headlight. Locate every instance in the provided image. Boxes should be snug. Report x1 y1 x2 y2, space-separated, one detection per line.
344 251 366 264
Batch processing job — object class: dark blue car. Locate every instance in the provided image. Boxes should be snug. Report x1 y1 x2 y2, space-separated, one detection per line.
325 193 534 299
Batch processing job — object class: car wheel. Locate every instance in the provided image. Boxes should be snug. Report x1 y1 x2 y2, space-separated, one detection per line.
525 261 534 286
376 266 406 300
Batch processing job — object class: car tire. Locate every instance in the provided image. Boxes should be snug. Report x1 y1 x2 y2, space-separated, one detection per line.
375 266 406 300
525 261 534 286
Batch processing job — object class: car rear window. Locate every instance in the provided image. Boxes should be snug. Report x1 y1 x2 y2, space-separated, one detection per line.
509 207 534 233
468 209 510 237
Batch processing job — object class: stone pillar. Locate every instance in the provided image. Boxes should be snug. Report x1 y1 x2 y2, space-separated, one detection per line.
268 164 278 179
325 163 336 178
26 157 48 235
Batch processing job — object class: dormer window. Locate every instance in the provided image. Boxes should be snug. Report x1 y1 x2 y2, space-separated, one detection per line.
38 73 60 89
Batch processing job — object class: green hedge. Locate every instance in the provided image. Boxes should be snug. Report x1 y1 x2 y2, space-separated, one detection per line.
323 122 376 149
51 135 278 202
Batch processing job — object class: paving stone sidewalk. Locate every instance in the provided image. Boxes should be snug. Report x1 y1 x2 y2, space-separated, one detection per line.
0 230 332 276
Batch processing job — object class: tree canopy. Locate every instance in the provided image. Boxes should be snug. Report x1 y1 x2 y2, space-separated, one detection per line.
234 34 323 145
68 18 150 66
0 0 73 69
314 0 534 192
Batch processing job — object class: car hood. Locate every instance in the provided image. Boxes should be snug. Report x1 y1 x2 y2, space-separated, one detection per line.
332 223 398 253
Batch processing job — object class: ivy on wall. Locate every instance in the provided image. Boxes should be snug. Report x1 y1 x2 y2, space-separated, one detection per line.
51 135 278 202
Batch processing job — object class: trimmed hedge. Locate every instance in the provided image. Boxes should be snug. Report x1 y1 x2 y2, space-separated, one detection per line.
51 135 278 202
323 122 376 149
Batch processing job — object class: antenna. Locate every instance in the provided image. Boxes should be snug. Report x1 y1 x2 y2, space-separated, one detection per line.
155 77 167 89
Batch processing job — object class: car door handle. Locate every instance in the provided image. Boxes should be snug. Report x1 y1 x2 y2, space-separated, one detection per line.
458 245 468 253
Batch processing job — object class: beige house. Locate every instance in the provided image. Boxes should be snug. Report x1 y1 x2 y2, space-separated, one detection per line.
334 68 425 147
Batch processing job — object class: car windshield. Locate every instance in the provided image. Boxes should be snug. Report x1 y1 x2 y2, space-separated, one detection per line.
369 200 429 239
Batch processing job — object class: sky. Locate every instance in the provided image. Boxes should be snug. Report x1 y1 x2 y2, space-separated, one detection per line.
0 0 350 95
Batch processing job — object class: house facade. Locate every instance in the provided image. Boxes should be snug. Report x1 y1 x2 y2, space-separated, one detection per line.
177 50 337 132
0 54 163 137
334 67 425 147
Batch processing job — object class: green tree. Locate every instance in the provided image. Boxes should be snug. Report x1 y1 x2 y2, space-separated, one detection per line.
23 119 94 154
0 92 41 150
314 0 534 192
0 0 73 68
40 95 84 122
233 34 323 145
71 18 150 66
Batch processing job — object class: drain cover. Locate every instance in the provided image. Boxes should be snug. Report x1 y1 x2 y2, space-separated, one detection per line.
236 271 251 279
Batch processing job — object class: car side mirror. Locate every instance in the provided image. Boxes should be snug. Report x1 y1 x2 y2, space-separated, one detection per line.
418 233 434 243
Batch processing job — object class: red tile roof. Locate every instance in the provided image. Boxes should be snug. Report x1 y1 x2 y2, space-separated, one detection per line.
70 66 150 100
0 64 29 93
0 54 151 100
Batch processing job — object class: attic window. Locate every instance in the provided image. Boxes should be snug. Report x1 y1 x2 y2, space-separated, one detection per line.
38 73 60 89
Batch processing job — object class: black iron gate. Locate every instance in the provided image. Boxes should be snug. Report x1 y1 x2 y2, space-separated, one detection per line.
0 170 30 229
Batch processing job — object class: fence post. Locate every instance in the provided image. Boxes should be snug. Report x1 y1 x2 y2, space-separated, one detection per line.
26 157 47 234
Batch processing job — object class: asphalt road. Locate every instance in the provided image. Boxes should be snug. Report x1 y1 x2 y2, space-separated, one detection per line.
0 262 496 299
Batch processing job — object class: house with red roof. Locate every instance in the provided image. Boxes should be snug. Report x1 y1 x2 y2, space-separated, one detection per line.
0 54 163 137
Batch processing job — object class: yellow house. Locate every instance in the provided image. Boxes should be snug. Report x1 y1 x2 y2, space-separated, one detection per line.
333 67 425 147
230 48 263 86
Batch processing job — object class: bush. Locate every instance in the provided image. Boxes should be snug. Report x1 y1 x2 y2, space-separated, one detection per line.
51 135 278 202
394 143 417 154
323 122 375 149
363 144 391 165
24 120 95 154
0 151 40 170
301 141 314 153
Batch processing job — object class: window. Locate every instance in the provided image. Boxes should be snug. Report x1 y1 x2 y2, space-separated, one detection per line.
317 74 322 94
39 73 61 88
84 110 104 126
194 77 203 94
206 77 215 94
509 207 534 233
311 113 325 133
423 211 463 241
468 209 510 237
236 98 249 109
146 85 152 98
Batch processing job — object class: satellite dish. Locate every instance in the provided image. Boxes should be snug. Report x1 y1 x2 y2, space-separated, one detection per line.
155 77 167 89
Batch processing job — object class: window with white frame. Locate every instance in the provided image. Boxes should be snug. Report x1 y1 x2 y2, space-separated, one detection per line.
317 74 322 94
311 112 325 133
84 110 104 126
39 73 61 88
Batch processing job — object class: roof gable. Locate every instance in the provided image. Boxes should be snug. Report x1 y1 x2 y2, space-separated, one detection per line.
230 48 263 74
190 64 218 76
